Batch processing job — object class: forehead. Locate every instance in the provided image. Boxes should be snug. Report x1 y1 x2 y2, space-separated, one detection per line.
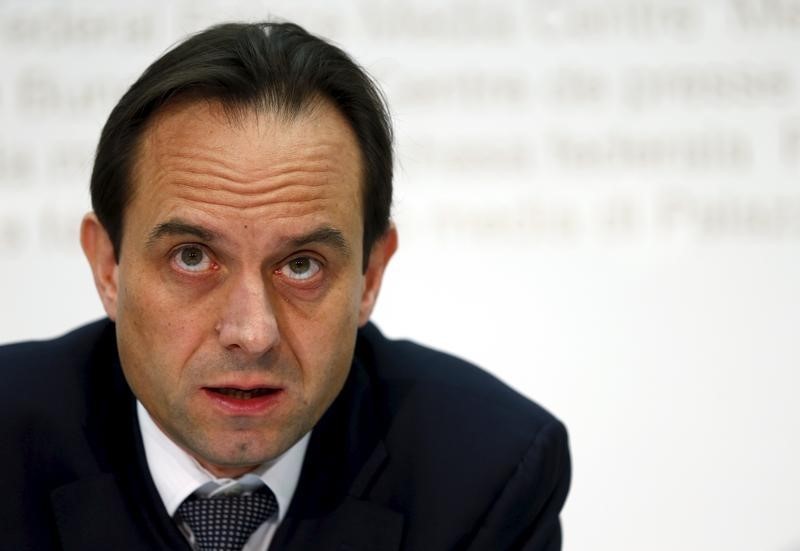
126 97 364 242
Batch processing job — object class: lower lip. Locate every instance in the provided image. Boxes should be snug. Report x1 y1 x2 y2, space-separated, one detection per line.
202 388 283 415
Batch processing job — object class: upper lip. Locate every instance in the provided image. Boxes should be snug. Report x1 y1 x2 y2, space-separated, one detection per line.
203 381 282 391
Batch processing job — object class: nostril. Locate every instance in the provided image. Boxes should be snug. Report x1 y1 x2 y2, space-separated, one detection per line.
217 318 280 355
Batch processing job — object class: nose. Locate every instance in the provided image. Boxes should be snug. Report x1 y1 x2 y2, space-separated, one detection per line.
216 271 279 356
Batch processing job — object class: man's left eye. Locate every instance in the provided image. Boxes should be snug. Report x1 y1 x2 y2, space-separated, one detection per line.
173 245 213 272
280 257 321 281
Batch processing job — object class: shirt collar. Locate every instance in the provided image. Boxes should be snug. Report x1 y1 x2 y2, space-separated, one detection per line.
137 401 310 521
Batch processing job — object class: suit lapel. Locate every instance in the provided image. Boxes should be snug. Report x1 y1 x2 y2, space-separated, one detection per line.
271 348 404 551
50 474 157 551
50 324 191 551
271 494 404 551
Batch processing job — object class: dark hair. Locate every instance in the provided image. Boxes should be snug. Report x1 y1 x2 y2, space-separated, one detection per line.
90 21 392 270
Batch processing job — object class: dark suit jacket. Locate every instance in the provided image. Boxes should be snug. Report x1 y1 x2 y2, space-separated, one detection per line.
0 320 570 551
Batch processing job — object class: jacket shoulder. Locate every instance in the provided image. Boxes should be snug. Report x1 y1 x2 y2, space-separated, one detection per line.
0 319 113 361
357 322 561 432
0 319 116 407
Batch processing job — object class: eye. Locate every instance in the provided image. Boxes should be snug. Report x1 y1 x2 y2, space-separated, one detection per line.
173 245 214 273
279 256 321 281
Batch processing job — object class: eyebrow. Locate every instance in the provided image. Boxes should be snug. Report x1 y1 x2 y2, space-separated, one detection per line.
290 226 351 257
146 219 219 248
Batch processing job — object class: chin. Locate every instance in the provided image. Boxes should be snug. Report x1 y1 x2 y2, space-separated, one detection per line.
203 432 289 467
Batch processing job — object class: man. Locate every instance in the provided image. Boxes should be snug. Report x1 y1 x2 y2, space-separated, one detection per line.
0 22 570 551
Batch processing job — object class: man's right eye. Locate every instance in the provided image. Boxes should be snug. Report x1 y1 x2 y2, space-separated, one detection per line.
173 245 215 273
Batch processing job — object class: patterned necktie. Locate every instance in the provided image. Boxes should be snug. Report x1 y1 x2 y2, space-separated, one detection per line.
176 486 278 551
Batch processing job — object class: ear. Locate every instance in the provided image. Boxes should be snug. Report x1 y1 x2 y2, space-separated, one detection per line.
358 224 398 326
80 213 120 321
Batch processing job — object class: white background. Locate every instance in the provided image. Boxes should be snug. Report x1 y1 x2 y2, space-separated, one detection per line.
1 1 799 550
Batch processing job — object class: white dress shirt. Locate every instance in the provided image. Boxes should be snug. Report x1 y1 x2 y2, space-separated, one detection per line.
137 402 310 551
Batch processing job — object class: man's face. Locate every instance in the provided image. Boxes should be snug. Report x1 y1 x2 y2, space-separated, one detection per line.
84 98 394 477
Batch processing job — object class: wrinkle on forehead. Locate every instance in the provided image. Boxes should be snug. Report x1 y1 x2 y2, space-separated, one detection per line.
171 182 335 209
156 156 346 212
169 193 337 221
162 151 336 191
131 98 362 220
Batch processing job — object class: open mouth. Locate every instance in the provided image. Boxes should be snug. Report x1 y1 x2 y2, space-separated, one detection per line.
206 387 278 399
203 386 282 413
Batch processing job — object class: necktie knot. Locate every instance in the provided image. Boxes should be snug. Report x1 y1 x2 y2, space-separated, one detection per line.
176 486 278 551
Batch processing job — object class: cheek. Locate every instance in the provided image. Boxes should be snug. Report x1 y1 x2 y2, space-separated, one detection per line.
123 263 213 328
118 275 170 344
116 269 208 378
298 293 360 387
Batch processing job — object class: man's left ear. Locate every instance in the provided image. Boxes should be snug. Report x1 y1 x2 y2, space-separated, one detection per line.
358 224 398 326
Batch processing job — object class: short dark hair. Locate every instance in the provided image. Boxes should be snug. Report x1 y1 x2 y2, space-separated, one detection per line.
90 21 393 270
